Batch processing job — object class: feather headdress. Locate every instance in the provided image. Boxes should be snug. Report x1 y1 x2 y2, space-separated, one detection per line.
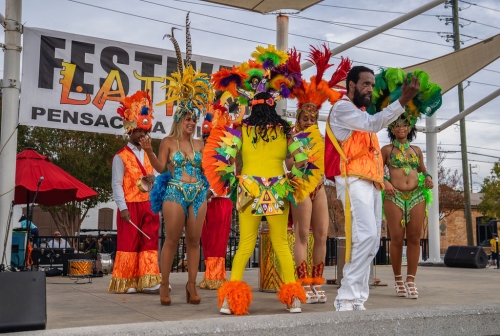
117 90 154 134
211 44 302 106
291 44 352 131
157 13 214 122
367 68 442 130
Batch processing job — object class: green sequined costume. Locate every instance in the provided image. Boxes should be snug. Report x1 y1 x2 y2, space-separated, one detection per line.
382 173 433 227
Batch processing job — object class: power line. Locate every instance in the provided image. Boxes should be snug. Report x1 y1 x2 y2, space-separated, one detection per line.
67 0 274 44
291 15 451 47
459 0 500 14
469 81 500 87
141 0 438 61
436 117 500 127
459 16 500 30
170 0 500 76
292 14 442 34
315 4 441 17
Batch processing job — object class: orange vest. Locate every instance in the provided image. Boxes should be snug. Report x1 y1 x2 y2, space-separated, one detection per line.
339 130 384 184
116 146 153 203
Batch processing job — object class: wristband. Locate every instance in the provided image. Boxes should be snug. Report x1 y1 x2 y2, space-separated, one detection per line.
384 176 390 181
288 140 302 153
291 165 304 179
294 152 308 162
424 173 432 180
232 136 242 149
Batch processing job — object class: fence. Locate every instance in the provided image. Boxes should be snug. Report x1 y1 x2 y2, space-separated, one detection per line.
28 233 429 271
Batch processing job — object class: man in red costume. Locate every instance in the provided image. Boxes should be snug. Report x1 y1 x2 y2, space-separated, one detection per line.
199 104 233 289
109 90 162 294
325 66 420 311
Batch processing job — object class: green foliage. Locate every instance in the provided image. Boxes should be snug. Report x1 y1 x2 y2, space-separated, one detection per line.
478 161 500 219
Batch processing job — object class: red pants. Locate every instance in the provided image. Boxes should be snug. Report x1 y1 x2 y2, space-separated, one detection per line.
109 201 161 293
199 198 232 289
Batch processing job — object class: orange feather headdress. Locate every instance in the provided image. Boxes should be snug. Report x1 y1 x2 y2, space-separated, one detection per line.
292 44 351 130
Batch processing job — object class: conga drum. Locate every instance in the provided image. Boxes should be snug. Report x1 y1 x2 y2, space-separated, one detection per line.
258 229 314 292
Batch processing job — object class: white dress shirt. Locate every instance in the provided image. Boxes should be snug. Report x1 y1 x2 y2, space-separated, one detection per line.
329 96 405 141
112 143 145 211
47 239 71 248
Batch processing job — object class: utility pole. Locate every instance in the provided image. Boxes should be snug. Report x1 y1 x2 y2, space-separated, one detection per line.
452 0 474 246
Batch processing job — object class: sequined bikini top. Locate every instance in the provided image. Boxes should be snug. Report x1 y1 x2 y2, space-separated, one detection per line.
170 138 202 180
389 140 419 175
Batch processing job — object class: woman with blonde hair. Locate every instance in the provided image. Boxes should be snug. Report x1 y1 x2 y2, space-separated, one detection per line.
141 14 213 306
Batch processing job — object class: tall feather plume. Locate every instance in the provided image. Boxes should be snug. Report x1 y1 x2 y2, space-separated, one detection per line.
307 44 333 85
185 12 192 67
163 27 183 74
287 47 301 74
328 57 352 88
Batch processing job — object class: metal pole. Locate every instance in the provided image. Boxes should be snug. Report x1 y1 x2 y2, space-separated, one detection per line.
435 88 500 132
469 164 473 193
300 0 447 70
0 0 22 268
276 14 288 117
425 114 441 262
452 0 474 246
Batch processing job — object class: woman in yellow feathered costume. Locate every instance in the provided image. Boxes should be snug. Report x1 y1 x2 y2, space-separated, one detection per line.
204 45 322 315
288 45 351 305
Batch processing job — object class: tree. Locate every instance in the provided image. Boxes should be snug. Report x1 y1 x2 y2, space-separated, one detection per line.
17 126 125 235
477 161 500 219
437 147 464 220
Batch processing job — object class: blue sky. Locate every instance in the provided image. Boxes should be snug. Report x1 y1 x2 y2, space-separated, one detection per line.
1 0 499 191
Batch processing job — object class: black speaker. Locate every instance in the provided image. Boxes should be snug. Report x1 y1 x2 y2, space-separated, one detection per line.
444 245 488 268
0 272 47 332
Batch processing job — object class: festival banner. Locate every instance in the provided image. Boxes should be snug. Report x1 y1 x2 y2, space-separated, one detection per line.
19 27 237 139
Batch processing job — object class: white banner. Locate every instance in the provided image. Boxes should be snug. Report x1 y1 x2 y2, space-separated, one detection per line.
19 27 237 139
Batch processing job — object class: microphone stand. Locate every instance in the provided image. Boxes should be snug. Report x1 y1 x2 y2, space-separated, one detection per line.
1 201 15 271
23 177 43 271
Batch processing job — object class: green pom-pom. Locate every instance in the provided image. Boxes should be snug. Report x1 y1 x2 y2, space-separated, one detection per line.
412 69 429 93
237 96 249 106
256 52 281 68
385 68 405 92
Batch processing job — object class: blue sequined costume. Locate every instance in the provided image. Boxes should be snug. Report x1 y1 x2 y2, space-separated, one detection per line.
163 139 207 218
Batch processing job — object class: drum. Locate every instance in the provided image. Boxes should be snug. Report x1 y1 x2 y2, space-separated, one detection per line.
97 253 113 275
258 229 314 292
68 259 93 276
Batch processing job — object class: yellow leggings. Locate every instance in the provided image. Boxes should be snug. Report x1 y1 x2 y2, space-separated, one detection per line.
230 201 296 284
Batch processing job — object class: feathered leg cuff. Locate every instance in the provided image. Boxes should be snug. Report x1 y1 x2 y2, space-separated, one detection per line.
277 282 306 306
217 280 253 315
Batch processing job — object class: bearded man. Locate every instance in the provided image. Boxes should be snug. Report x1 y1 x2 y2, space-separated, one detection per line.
325 66 420 311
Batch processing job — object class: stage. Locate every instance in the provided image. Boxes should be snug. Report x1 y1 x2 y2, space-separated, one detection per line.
7 265 500 335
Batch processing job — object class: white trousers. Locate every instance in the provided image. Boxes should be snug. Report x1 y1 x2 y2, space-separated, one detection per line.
335 177 381 303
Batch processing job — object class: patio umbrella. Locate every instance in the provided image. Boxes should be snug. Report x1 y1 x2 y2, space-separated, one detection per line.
15 149 98 206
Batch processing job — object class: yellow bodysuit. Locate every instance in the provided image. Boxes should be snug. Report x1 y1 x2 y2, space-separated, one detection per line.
230 125 295 284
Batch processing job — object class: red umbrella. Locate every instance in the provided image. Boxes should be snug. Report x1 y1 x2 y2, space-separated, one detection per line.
15 149 98 206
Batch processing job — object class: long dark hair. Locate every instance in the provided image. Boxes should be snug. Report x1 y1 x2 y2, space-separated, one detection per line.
244 92 291 143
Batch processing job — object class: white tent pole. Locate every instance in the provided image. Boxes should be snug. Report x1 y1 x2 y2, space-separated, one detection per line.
0 0 22 268
425 114 441 262
300 0 447 70
276 14 288 117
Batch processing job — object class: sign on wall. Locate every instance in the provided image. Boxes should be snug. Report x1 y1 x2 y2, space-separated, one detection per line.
19 27 237 139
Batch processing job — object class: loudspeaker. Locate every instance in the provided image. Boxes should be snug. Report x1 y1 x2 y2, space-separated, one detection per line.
444 245 488 268
0 272 47 332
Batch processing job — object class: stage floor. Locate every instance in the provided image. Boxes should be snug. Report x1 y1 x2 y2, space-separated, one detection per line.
29 264 499 330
